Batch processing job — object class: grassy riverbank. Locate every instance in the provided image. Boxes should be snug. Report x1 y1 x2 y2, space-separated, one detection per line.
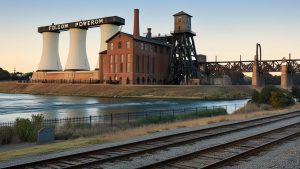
0 104 300 161
0 82 252 99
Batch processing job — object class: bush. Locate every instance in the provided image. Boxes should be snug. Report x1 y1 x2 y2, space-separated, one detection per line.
251 86 294 108
15 118 32 142
0 126 14 144
259 85 278 104
270 91 281 108
251 90 260 103
15 114 44 142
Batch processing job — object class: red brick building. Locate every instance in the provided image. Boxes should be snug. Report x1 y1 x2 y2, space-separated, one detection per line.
98 9 171 85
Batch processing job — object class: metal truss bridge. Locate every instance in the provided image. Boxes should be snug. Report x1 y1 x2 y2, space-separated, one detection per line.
198 59 300 73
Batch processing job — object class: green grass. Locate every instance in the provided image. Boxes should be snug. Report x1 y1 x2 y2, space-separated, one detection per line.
136 108 227 125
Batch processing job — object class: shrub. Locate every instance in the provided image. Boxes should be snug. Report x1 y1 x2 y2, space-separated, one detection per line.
15 118 32 142
250 86 294 108
270 91 281 108
259 85 278 104
15 114 45 142
0 126 14 144
251 90 260 103
269 88 294 108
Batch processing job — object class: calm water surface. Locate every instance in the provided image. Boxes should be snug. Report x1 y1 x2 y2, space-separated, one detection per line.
0 93 249 122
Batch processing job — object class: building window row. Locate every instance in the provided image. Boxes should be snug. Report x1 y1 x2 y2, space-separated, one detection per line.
136 55 156 75
109 54 132 73
135 41 168 54
110 41 131 50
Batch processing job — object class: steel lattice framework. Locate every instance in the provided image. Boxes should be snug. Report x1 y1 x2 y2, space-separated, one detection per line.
198 59 300 73
168 32 198 84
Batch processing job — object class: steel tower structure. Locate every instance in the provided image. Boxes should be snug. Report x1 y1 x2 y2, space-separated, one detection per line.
168 11 198 84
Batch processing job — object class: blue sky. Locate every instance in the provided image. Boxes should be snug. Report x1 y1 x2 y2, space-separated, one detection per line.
0 0 299 72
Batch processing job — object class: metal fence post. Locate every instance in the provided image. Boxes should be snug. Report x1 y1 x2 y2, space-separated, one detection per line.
160 111 162 120
225 105 227 113
128 112 130 124
89 115 92 127
110 113 113 126
172 109 175 118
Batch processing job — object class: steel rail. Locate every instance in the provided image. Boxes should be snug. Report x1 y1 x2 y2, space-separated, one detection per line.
138 122 300 169
5 111 300 169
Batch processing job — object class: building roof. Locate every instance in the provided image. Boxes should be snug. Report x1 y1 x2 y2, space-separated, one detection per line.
173 11 192 17
106 31 171 47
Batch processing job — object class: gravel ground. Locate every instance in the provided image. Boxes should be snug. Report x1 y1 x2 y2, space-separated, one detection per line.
0 112 283 168
1 112 299 169
88 116 300 169
221 137 300 169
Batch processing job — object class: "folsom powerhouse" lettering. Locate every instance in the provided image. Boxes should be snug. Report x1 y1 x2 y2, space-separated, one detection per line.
48 18 104 31
75 19 104 27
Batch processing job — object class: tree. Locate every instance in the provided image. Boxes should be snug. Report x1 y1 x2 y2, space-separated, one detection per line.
251 90 260 103
0 68 11 81
264 73 280 85
225 71 246 85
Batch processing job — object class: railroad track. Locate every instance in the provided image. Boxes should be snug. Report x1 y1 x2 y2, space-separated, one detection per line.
139 122 300 169
5 111 300 169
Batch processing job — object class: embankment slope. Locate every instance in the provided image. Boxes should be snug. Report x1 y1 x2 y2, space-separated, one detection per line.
0 82 252 99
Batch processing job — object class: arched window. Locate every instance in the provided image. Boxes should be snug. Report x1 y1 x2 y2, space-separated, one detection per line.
110 43 114 50
126 41 130 49
109 55 113 73
118 41 122 49
136 55 139 73
114 55 118 73
177 17 182 22
126 54 131 73
120 54 124 73
141 55 144 73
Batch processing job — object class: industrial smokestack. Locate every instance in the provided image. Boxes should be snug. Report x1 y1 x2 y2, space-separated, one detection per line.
146 28 152 38
133 9 140 37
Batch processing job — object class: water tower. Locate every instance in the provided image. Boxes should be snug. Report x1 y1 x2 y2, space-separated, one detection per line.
169 11 198 84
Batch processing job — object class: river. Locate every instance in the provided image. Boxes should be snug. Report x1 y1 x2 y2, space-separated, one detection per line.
0 93 249 122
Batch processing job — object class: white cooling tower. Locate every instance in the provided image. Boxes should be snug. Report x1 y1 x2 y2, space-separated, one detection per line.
37 32 62 71
95 24 120 70
65 28 90 71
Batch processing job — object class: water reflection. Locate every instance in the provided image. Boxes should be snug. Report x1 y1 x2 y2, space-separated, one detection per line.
0 93 249 122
